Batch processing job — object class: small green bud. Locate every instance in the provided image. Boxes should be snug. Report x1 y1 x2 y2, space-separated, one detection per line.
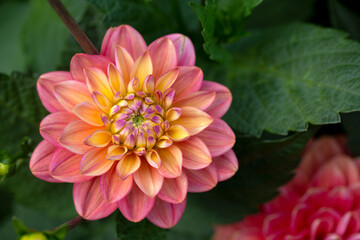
0 162 9 176
20 232 47 240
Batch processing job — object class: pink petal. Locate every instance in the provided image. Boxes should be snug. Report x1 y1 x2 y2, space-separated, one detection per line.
157 146 183 178
114 46 134 85
29 140 62 182
200 81 232 118
336 212 360 236
147 198 186 229
100 165 133 203
59 120 103 154
40 111 78 148
49 148 92 183
133 162 164 198
54 80 92 112
100 25 146 61
197 118 235 157
70 53 112 82
148 37 177 79
171 66 203 100
73 177 117 220
173 91 216 111
157 172 188 204
185 164 218 192
118 184 155 222
37 71 71 112
165 33 195 66
80 147 114 176
212 149 238 181
176 137 212 170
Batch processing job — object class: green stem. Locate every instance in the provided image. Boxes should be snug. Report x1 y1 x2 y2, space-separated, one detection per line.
47 0 99 54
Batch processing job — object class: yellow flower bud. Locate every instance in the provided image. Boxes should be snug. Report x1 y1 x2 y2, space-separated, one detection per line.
20 232 47 240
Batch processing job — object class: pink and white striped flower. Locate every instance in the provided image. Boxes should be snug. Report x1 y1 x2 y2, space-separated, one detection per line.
30 25 237 228
213 136 360 240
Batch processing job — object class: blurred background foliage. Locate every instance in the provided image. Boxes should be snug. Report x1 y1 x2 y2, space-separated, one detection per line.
1 0 360 239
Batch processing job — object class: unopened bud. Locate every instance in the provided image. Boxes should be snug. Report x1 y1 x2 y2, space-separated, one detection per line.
20 232 47 240
0 162 9 176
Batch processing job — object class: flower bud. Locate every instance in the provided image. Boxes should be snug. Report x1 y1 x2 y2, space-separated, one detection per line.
0 162 9 176
20 232 47 240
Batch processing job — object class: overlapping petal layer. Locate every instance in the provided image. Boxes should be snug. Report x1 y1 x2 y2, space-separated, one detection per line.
213 136 360 240
31 24 237 228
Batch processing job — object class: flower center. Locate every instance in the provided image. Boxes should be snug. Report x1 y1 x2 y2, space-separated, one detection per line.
132 114 145 127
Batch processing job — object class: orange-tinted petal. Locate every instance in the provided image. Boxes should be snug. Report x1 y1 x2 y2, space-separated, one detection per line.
29 140 61 183
118 184 155 222
116 153 141 180
37 71 71 112
40 111 78 148
157 173 188 204
70 53 112 82
115 46 134 85
107 145 128 160
133 162 164 198
147 198 186 229
59 120 102 154
80 147 114 176
73 102 103 126
171 66 203 100
148 37 177 79
54 80 92 112
172 107 213 135
197 118 235 157
130 51 153 87
166 125 190 141
73 177 117 220
212 149 238 181
84 130 112 147
100 165 133 203
157 146 182 178
50 148 92 183
155 68 179 93
176 137 212 170
173 91 216 111
185 164 218 192
200 80 232 118
85 67 113 100
108 63 127 96
145 149 161 168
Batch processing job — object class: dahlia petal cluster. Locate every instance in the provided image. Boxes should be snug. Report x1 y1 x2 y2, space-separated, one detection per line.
213 136 360 240
30 25 238 228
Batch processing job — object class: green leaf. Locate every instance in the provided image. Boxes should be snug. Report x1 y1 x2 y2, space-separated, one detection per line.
116 214 168 240
0 72 46 152
87 0 175 42
247 0 316 28
223 23 360 137
21 0 87 73
0 1 30 74
190 0 262 62
171 128 316 238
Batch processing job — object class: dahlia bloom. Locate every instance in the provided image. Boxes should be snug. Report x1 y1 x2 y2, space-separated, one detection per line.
213 136 360 240
30 25 238 228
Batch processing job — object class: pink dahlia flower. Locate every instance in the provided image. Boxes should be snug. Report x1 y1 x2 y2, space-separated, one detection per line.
213 136 360 240
30 25 238 228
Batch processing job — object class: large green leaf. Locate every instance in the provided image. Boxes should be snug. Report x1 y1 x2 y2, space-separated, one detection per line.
223 23 360 137
190 0 262 62
116 214 168 240
22 0 87 73
169 128 316 239
0 72 46 152
0 1 30 74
